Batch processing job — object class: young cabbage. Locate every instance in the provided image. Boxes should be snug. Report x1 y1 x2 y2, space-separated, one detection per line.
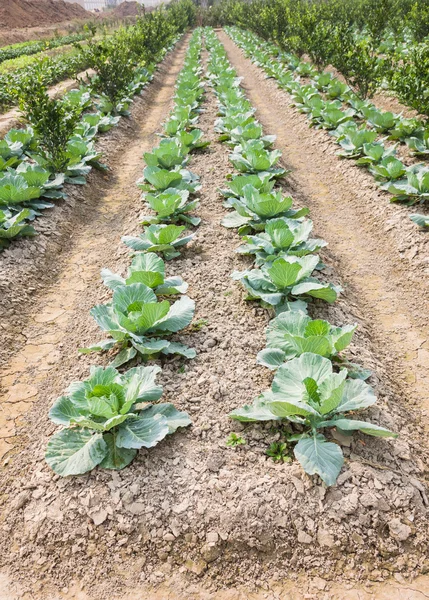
219 173 275 199
388 165 429 205
138 166 201 194
230 353 396 486
141 188 200 226
229 143 285 176
229 123 276 148
122 224 194 260
46 365 191 476
81 283 196 367
256 311 369 379
363 108 400 134
369 157 407 184
222 185 308 233
101 252 188 296
143 140 190 170
0 208 36 249
236 218 327 265
232 255 339 307
336 126 378 158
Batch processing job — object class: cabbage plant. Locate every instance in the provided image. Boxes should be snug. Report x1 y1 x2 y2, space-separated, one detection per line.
229 123 276 148
101 253 188 296
143 140 189 170
336 126 378 158
369 157 406 184
236 218 326 265
82 283 196 366
138 166 201 194
256 311 365 375
230 143 285 176
171 129 209 151
141 188 200 226
355 142 397 166
388 118 424 142
122 224 194 260
0 172 43 206
232 255 339 307
230 353 396 486
222 185 308 233
406 130 429 157
363 109 400 134
0 208 36 249
311 106 356 130
45 365 191 476
219 174 275 199
388 165 429 204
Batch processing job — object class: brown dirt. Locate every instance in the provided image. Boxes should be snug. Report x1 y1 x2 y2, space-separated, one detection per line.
0 0 90 30
111 1 145 18
0 30 429 600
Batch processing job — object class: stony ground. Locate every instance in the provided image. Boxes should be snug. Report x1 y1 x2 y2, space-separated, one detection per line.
0 30 428 600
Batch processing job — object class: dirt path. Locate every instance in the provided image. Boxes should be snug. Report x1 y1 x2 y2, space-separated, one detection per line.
0 35 191 452
218 29 429 423
0 32 429 600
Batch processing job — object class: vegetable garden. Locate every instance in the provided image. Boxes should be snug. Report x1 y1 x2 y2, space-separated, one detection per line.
0 1 429 598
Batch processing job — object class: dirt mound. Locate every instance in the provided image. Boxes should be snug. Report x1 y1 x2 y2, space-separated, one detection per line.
112 1 144 18
0 0 91 30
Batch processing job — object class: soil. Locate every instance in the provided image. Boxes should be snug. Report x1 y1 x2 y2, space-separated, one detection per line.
0 0 90 30
111 1 145 18
0 29 428 600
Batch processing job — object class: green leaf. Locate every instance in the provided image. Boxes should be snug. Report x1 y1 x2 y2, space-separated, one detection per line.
109 346 137 368
153 295 195 332
229 397 282 422
45 429 107 476
122 365 163 407
294 434 344 486
256 347 286 369
49 396 82 426
141 403 191 433
115 413 169 449
267 259 303 288
335 378 376 413
332 418 397 438
99 433 137 469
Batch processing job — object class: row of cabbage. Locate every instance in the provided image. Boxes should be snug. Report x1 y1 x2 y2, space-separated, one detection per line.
0 62 164 249
44 30 208 477
0 46 93 112
205 27 396 487
0 3 196 251
0 32 92 66
226 27 429 229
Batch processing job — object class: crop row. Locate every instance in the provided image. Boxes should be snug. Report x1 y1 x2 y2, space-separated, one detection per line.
0 48 92 111
226 27 429 229
206 0 429 119
45 29 207 477
0 32 92 66
0 2 197 250
204 27 396 486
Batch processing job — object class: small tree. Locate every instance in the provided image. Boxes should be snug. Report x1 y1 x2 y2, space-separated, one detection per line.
19 69 82 173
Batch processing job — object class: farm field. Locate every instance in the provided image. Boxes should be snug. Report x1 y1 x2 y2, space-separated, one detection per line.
0 1 429 599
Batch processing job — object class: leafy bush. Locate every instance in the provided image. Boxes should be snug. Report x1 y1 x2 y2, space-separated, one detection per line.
19 75 83 173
